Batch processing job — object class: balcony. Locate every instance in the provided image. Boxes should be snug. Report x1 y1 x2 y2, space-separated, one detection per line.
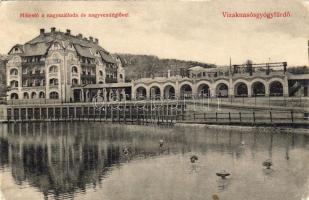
49 84 59 89
81 74 96 84
81 74 96 79
81 62 96 68
105 77 117 83
46 59 62 65
21 61 45 67
22 72 45 79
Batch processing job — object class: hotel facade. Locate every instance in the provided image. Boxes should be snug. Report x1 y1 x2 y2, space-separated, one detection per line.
6 27 125 102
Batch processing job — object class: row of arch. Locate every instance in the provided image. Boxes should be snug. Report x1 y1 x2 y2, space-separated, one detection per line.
9 92 59 100
134 79 286 99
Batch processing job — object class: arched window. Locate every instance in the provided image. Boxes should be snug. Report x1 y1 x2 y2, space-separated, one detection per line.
119 74 123 79
10 93 18 99
10 68 18 75
99 70 103 76
72 78 78 85
49 92 59 99
39 92 45 98
49 65 58 73
72 66 78 73
23 92 29 99
49 78 58 85
10 80 18 88
31 92 37 99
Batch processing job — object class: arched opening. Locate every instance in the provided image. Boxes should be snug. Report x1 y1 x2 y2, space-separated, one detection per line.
150 86 161 100
39 92 45 98
72 78 78 86
99 70 103 76
10 68 18 75
269 81 283 96
49 65 58 73
252 81 265 96
136 86 147 100
31 92 37 99
216 83 228 97
164 85 175 99
49 92 59 99
10 93 18 99
71 66 78 73
98 81 104 84
180 84 192 99
23 92 29 99
197 84 210 98
10 80 18 88
234 82 248 97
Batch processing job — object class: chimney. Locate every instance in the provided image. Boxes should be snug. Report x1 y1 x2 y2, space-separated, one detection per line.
77 33 83 39
66 29 71 35
40 28 45 35
89 37 93 42
51 27 56 33
95 38 99 44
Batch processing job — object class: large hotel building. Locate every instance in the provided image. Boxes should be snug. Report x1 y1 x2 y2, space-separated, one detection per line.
6 27 125 102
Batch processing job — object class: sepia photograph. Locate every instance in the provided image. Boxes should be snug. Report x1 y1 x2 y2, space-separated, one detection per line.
0 0 308 199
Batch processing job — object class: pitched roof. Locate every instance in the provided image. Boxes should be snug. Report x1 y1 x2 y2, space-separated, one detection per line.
74 44 95 58
99 51 116 64
23 43 50 56
10 29 116 64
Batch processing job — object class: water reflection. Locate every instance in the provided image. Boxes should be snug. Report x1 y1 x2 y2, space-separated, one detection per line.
0 123 308 200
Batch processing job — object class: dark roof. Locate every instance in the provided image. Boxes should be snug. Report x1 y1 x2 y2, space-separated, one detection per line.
9 29 117 63
99 51 116 64
74 44 95 58
23 43 50 56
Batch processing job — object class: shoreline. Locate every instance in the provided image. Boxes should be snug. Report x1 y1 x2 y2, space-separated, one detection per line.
175 122 309 134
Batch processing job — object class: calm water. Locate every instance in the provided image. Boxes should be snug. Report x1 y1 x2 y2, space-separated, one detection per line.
0 122 308 200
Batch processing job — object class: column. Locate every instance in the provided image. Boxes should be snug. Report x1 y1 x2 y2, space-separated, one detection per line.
283 76 289 97
228 77 234 97
265 84 270 97
175 80 180 99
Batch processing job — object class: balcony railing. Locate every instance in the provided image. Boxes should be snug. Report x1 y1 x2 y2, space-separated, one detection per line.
46 59 62 65
21 61 45 67
105 77 117 83
81 62 96 68
22 73 45 79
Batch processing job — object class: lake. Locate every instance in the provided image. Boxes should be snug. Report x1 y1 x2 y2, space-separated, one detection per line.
0 122 308 200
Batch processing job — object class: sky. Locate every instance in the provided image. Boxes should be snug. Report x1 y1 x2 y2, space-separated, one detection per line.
1 0 309 66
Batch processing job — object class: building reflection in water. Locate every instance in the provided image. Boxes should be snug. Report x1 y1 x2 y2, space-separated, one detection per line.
0 122 306 199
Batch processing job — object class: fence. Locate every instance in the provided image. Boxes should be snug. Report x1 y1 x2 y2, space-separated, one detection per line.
180 110 308 127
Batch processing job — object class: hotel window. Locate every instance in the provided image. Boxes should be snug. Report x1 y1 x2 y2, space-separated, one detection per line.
72 79 78 85
49 92 59 99
23 92 29 99
39 92 45 98
10 68 18 75
72 66 78 74
49 78 58 85
10 80 18 87
49 65 58 73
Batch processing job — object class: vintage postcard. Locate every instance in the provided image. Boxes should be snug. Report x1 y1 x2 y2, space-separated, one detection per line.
0 0 308 200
